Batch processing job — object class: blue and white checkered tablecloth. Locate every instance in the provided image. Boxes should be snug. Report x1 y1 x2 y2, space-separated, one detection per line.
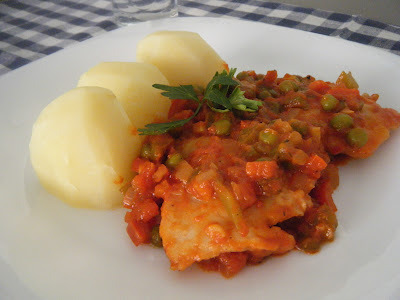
1 0 399 76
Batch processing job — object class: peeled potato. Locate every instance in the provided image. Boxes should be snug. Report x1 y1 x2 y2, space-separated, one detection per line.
136 31 227 87
30 87 141 209
77 62 170 128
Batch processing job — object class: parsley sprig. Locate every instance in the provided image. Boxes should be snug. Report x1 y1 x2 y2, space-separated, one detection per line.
138 68 262 135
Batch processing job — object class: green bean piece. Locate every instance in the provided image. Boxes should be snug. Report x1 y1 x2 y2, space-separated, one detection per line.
347 128 368 148
279 80 298 93
256 74 265 80
165 153 182 168
140 143 154 160
258 90 272 99
320 94 339 111
330 113 354 130
298 237 321 253
290 120 309 136
285 95 309 109
214 119 231 135
245 146 258 160
269 89 279 97
337 71 359 89
236 71 248 81
266 101 281 113
151 225 163 248
259 130 278 145
256 157 273 161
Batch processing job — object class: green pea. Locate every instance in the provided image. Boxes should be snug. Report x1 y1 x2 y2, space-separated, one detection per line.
165 153 182 168
279 80 298 93
259 130 278 145
330 113 354 130
214 119 231 135
258 90 271 99
151 225 163 248
236 71 248 81
347 128 368 148
321 94 339 111
140 143 154 160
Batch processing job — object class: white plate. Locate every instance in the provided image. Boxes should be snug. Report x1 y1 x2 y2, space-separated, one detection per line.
1 17 400 300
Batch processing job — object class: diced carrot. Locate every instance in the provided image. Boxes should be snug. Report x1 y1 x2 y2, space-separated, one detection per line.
308 80 331 94
135 199 159 222
172 109 193 121
302 154 328 178
153 164 169 183
123 187 136 207
231 181 257 210
245 160 279 179
168 99 188 118
325 135 347 155
263 70 278 87
192 121 207 134
239 120 254 129
126 216 151 246
248 70 257 77
140 161 157 176
217 252 248 278
131 157 146 173
327 87 360 99
154 180 170 199
131 126 138 136
168 100 198 119
188 172 215 201
197 252 248 278
131 162 157 192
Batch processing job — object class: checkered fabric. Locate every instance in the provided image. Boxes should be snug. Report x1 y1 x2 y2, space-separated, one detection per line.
1 0 399 76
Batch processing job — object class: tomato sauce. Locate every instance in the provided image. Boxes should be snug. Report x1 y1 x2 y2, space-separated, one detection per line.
124 69 400 277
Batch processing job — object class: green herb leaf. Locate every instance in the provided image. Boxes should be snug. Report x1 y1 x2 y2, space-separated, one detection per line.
204 69 238 110
153 84 199 103
138 118 191 135
140 68 262 135
229 87 263 112
205 88 232 111
138 98 203 135
206 70 239 89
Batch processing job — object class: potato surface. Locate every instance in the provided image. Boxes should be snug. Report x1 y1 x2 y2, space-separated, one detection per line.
30 87 141 209
136 31 227 87
77 62 170 128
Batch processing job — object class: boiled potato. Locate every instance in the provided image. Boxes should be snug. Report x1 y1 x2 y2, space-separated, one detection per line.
136 31 227 87
30 87 141 209
77 62 170 128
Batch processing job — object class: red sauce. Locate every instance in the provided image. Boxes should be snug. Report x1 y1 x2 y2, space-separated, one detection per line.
123 70 400 277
